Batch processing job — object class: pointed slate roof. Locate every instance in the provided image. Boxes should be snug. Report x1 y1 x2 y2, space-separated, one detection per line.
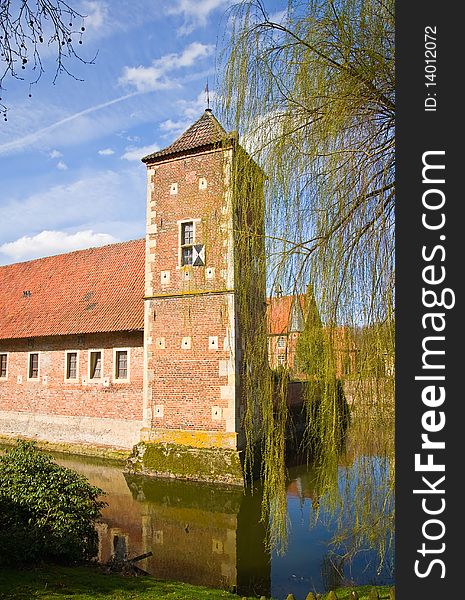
142 109 236 163
0 239 145 340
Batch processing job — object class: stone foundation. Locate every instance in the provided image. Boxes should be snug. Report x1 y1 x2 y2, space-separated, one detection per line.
126 441 244 486
0 410 143 450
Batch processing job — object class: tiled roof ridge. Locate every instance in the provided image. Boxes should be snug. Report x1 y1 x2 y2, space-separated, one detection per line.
0 238 145 339
0 237 145 269
142 110 235 163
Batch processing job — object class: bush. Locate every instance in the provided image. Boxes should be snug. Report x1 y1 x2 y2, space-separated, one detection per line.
0 440 106 566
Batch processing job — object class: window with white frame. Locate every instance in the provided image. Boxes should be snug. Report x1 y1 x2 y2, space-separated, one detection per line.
180 221 194 266
89 350 103 380
0 353 7 379
28 352 39 379
114 349 129 381
277 336 286 348
65 351 79 381
277 354 286 366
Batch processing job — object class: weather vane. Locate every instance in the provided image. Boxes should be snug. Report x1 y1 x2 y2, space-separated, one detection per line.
205 80 210 110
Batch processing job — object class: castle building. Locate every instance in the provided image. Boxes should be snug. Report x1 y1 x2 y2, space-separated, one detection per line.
0 110 265 478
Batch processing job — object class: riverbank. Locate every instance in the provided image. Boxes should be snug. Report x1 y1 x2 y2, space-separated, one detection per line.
0 565 392 600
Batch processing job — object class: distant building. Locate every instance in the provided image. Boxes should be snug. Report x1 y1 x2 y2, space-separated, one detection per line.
267 294 305 371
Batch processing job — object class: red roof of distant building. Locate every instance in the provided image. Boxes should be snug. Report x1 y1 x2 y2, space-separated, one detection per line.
267 295 306 335
0 239 145 340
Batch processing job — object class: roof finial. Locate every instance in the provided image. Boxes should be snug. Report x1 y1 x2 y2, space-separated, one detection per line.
205 79 211 112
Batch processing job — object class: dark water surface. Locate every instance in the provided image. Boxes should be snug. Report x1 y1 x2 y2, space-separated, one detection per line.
51 449 394 599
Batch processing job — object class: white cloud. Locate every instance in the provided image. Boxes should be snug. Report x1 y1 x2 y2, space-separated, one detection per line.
0 167 145 250
167 0 232 35
81 1 108 31
49 149 63 159
56 161 68 170
98 148 115 155
119 42 214 93
121 144 160 161
159 118 192 137
0 230 118 263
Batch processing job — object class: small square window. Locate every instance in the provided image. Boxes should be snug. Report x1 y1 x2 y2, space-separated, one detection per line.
0 353 7 378
89 351 102 380
115 350 128 380
66 352 78 380
277 354 286 366
28 353 39 379
277 336 286 348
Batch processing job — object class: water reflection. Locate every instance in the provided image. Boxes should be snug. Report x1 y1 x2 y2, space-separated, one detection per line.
54 455 270 597
54 445 393 599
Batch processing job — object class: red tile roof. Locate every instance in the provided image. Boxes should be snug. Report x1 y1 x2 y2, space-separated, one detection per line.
267 295 306 335
0 239 145 340
267 295 294 335
142 110 235 163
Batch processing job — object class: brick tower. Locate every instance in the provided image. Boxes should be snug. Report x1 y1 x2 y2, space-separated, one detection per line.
139 110 264 482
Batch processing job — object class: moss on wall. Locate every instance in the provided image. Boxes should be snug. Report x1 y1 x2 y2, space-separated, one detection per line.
126 441 244 486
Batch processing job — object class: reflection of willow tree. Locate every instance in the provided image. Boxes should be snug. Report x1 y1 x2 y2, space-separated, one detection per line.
219 0 395 560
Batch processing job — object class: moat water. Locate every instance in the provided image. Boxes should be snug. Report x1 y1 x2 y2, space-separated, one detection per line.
49 434 394 599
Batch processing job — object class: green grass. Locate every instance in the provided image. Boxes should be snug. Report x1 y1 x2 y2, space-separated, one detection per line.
0 565 393 600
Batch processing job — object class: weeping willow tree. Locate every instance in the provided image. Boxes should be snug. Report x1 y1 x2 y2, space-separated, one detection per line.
218 0 395 563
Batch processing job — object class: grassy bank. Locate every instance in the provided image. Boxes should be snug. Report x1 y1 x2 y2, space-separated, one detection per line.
0 565 392 600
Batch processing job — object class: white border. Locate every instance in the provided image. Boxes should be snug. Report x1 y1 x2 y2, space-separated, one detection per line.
88 349 104 381
0 352 8 380
27 351 40 381
64 350 80 382
177 218 201 267
113 347 130 383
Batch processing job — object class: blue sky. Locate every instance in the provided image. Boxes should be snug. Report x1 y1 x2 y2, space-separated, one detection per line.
0 0 285 266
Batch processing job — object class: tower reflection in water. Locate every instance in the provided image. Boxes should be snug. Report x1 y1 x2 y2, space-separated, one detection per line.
120 476 271 597
58 452 270 598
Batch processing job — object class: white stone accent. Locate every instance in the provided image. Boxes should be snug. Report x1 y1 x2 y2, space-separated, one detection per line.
212 539 224 553
170 182 178 195
208 336 218 350
219 360 235 377
156 337 165 349
155 405 164 418
199 177 207 190
160 270 170 285
181 337 191 350
220 385 234 400
17 375 22 384
212 406 222 420
147 224 157 235
205 267 215 280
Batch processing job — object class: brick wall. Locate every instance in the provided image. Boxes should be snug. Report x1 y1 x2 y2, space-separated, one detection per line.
0 331 144 422
143 149 238 446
